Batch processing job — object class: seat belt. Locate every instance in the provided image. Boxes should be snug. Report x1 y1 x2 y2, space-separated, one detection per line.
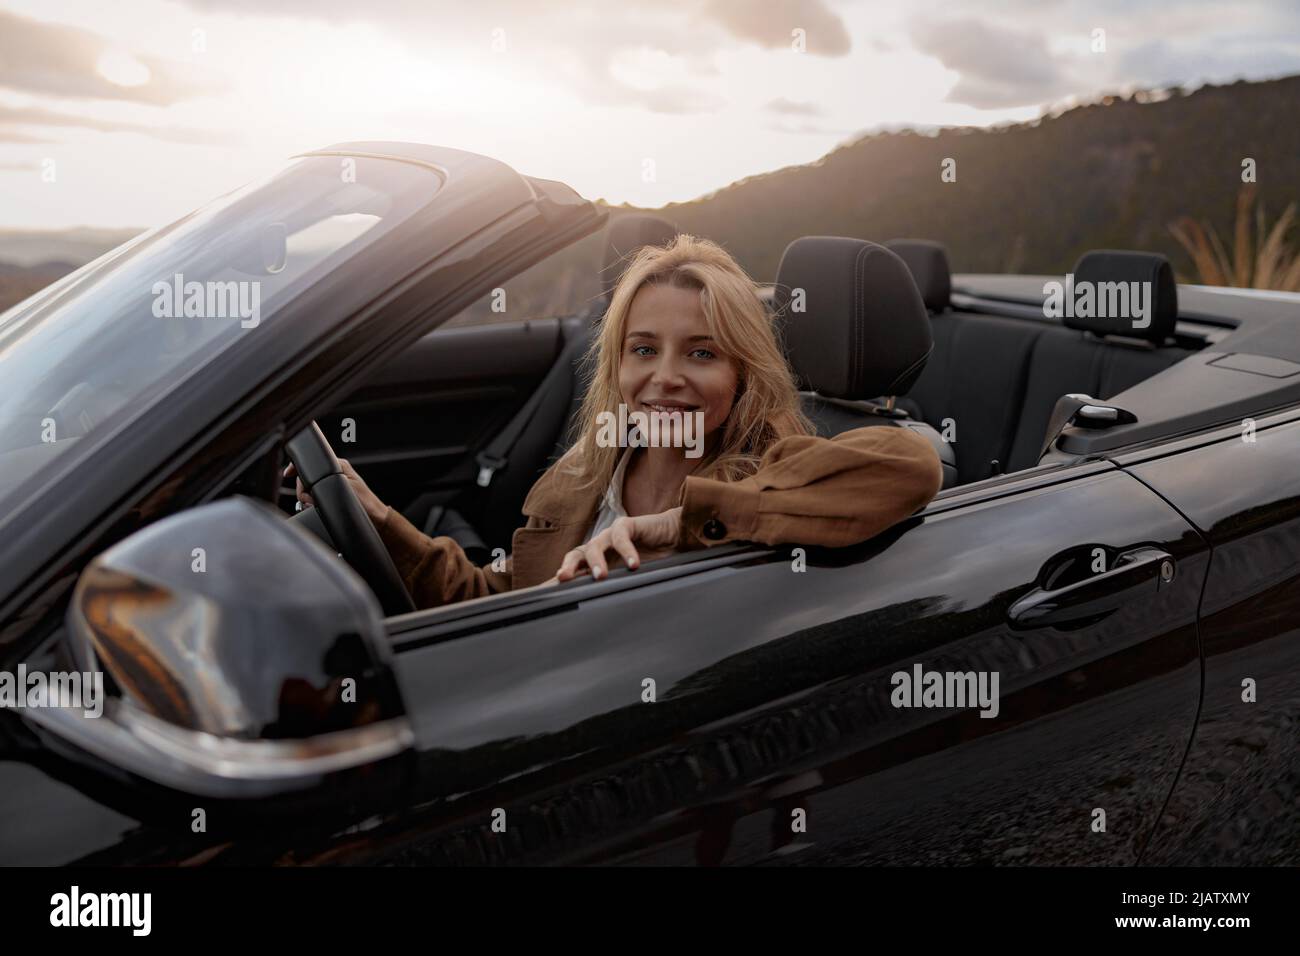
475 322 592 487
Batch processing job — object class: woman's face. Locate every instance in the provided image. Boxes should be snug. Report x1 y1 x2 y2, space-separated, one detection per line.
619 282 740 443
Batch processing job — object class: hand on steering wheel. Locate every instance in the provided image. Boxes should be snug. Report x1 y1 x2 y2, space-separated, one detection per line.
286 457 385 522
284 422 415 616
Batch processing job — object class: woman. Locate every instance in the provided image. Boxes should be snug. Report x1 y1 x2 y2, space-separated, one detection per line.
293 235 943 610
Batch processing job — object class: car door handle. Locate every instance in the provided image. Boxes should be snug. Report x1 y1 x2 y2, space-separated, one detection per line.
1006 546 1175 630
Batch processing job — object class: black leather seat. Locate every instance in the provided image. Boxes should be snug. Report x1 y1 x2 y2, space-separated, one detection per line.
886 241 1191 482
1004 250 1185 470
773 236 959 489
888 239 1046 483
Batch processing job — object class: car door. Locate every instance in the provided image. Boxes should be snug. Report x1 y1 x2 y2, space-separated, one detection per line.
327 456 1207 866
1117 407 1300 865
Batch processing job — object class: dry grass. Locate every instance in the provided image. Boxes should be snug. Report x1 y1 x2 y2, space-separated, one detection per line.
1169 184 1300 290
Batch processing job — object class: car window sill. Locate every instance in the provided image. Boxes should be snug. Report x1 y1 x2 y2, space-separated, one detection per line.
385 541 777 649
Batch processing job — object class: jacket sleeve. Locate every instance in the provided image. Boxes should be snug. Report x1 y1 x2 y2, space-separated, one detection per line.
375 506 513 610
676 426 944 549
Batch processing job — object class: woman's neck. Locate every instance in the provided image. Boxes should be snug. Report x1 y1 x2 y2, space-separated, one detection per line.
622 445 699 516
619 424 726 516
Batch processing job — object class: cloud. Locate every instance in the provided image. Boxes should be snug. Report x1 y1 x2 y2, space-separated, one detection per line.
0 105 225 145
765 97 824 116
173 0 848 118
1116 37 1300 88
904 0 1300 109
764 120 854 136
0 10 222 105
609 84 728 114
703 0 851 54
0 130 54 145
179 0 852 53
909 17 1074 108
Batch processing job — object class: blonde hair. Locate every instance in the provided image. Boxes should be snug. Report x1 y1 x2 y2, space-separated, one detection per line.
567 233 812 494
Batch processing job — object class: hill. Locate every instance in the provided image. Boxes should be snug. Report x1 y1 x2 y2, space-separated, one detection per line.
629 74 1300 282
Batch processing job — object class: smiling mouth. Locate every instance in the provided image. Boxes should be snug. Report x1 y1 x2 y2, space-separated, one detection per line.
641 401 699 413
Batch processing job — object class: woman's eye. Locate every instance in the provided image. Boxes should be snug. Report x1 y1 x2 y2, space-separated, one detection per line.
627 342 715 359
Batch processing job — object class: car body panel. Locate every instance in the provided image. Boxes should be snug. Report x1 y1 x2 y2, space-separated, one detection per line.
1116 409 1300 864
366 464 1205 865
8 458 1209 865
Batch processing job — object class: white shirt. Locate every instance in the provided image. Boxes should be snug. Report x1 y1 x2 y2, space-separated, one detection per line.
583 448 633 543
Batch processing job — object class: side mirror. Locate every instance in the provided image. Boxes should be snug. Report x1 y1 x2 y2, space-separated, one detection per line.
29 497 411 799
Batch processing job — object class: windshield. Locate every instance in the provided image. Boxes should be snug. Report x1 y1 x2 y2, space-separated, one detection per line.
0 155 441 510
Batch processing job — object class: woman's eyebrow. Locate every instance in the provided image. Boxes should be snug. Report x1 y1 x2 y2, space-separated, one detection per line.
625 331 717 343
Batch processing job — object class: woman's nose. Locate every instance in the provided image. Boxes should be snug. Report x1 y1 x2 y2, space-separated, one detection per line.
650 355 687 388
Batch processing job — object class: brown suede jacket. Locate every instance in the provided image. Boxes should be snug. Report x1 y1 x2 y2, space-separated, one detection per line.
376 425 944 611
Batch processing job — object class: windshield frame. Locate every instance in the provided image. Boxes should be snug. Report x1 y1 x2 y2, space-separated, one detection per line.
0 155 446 516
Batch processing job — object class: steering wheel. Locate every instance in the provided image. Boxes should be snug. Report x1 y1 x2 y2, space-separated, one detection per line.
285 422 415 616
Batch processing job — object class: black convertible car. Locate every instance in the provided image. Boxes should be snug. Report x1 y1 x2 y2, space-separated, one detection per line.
1 142 1298 866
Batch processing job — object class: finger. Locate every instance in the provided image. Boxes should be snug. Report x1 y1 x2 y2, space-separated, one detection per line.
585 539 610 580
556 548 586 582
556 548 578 580
610 520 640 570
283 463 297 479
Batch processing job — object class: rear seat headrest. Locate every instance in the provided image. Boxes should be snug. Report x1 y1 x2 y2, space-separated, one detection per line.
1069 250 1178 343
600 214 678 296
775 237 933 400
886 239 951 313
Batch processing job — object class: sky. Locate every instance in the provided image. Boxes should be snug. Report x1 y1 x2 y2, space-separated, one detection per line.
1 0 1299 230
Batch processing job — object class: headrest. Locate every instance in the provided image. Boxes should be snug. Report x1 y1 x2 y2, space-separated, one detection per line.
886 239 951 313
775 237 933 399
600 214 678 296
1068 250 1178 342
